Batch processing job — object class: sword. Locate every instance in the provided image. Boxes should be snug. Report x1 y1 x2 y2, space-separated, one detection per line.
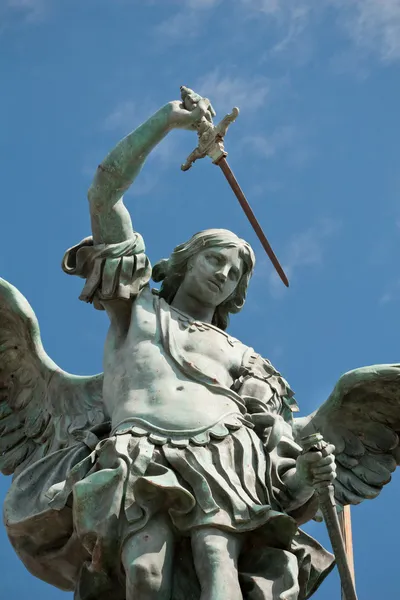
301 433 358 600
180 86 289 288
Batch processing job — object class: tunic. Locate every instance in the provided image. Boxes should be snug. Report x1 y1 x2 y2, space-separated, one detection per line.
3 235 334 600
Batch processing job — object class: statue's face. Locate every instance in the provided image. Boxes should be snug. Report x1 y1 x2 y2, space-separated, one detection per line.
183 245 244 307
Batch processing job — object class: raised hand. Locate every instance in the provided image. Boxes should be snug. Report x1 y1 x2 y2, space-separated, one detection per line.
166 86 216 131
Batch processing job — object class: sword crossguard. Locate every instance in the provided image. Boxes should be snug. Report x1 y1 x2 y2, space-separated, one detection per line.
181 94 239 171
300 432 328 454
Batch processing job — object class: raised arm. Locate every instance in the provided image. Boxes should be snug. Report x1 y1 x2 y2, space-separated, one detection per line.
61 92 215 329
88 95 213 244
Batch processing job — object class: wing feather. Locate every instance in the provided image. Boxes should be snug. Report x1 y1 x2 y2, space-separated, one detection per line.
0 401 13 419
294 364 400 507
0 440 35 475
0 278 106 477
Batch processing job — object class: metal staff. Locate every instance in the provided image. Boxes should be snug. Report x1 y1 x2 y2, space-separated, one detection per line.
180 86 289 288
301 433 358 600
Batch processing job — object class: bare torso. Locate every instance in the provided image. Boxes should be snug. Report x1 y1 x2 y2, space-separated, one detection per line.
102 287 244 431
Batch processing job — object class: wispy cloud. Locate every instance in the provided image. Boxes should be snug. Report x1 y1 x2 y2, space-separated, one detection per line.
241 126 312 170
241 0 315 43
194 69 271 114
243 126 295 155
103 101 137 132
335 0 400 63
155 0 400 64
4 0 47 21
379 279 400 305
242 0 400 64
155 0 220 40
185 0 221 7
267 217 340 296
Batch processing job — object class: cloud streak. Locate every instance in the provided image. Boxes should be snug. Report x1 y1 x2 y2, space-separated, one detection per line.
154 0 221 41
242 0 400 64
379 279 400 305
267 218 340 296
336 0 400 63
157 0 400 65
4 0 47 21
103 101 138 132
194 69 271 114
243 126 296 157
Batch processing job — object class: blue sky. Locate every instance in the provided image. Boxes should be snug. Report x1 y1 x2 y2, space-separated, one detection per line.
1 1 399 598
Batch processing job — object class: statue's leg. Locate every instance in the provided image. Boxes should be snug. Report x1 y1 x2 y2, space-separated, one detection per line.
191 527 243 600
121 512 174 600
74 562 125 600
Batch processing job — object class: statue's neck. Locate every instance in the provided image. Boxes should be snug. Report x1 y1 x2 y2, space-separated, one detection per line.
170 287 215 324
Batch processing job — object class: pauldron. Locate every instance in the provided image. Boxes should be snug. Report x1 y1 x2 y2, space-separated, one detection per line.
234 350 299 420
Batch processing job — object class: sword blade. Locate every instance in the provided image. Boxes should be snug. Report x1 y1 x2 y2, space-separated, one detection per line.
216 157 289 287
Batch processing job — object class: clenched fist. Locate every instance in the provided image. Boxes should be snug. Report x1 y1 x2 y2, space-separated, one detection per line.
166 86 216 131
296 443 337 490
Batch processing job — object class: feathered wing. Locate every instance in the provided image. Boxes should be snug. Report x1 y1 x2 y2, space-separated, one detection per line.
293 364 400 507
0 277 106 477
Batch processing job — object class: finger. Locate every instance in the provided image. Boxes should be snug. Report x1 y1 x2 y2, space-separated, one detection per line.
314 454 336 467
313 462 337 473
187 89 203 104
313 471 337 483
323 444 336 456
302 451 323 463
198 98 213 120
250 412 275 427
188 99 208 122
192 95 215 118
312 466 337 478
204 109 214 124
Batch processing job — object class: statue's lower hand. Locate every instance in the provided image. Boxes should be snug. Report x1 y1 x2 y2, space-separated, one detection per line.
296 444 337 490
167 87 215 131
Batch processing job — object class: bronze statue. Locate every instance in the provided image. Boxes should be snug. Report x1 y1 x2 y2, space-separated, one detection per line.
1 89 399 600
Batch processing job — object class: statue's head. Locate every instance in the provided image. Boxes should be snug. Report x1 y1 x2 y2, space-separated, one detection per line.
152 229 256 330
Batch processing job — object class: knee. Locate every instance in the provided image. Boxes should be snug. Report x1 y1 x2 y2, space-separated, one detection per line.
192 528 238 569
126 557 163 593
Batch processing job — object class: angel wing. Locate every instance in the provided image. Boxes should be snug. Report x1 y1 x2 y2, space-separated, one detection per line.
0 277 107 477
293 364 400 507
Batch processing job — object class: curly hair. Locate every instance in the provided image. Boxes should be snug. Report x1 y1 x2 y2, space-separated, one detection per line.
152 229 255 330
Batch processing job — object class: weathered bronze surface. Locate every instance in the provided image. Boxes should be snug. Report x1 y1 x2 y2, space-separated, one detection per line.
1 89 399 600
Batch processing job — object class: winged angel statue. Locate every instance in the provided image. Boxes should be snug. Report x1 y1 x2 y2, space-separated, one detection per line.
1 90 400 600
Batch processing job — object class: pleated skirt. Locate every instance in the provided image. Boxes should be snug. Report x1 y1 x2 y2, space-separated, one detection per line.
62 414 298 564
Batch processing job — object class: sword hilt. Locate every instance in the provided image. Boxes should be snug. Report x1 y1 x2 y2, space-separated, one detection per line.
301 432 328 453
300 433 335 500
180 86 239 171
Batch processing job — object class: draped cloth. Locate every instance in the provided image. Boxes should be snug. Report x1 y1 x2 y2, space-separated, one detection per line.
61 234 152 310
4 414 334 600
4 236 335 600
48 414 298 561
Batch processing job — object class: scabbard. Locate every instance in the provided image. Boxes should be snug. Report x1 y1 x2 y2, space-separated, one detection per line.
317 486 358 600
300 433 358 600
